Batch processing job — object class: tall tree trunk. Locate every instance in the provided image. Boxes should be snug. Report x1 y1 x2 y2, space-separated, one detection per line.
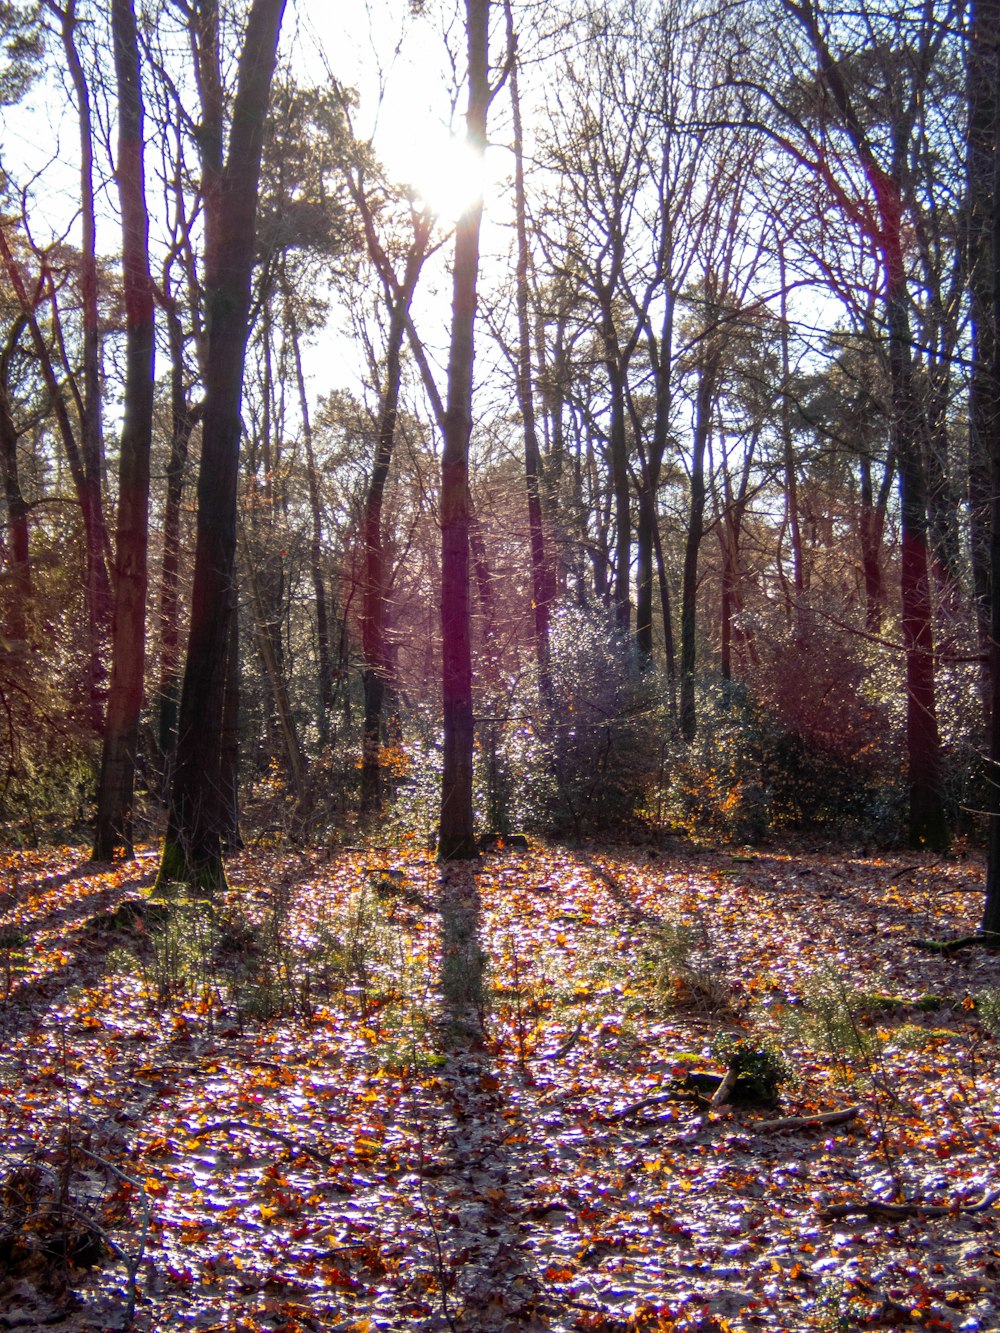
679 350 717 741
634 480 655 661
156 299 198 764
94 0 155 860
977 0 1000 932
783 0 948 847
969 0 998 715
157 0 286 892
288 305 333 741
506 17 550 692
886 226 949 849
779 245 804 620
361 231 428 809
601 310 631 634
49 0 110 732
0 316 31 641
438 0 489 861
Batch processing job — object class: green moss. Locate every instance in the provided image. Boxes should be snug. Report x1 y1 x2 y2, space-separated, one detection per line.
154 839 229 898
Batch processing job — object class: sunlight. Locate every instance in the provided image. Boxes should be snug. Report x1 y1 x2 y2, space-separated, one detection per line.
378 124 493 223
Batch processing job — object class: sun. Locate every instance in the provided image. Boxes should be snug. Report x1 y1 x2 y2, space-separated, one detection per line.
377 123 497 224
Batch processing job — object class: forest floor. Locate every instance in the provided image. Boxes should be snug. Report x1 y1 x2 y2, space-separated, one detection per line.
0 836 998 1333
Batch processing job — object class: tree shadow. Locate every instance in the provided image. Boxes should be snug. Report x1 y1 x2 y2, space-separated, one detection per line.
420 859 551 1328
575 850 662 927
0 861 157 1036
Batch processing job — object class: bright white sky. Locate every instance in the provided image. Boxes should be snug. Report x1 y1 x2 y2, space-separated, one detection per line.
3 1 516 410
293 0 509 225
289 0 516 399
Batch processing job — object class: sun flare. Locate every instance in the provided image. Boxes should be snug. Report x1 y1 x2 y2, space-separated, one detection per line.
378 125 497 223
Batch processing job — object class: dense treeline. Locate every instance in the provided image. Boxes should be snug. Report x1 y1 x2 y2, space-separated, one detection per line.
0 0 999 917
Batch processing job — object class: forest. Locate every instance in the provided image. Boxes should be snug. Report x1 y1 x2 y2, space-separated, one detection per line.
1 0 1000 1329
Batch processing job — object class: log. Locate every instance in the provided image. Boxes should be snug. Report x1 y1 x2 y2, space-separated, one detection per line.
755 1106 860 1132
821 1186 1000 1223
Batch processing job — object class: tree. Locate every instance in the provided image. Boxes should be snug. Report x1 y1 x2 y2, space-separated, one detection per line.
157 0 286 892
505 0 551 691
974 0 1000 933
93 0 155 860
734 0 952 848
437 0 493 860
44 0 112 732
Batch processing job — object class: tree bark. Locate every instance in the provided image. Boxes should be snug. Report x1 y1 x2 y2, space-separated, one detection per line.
0 315 31 642
156 297 198 765
679 348 718 742
970 0 1000 718
506 16 550 692
157 0 286 892
361 227 429 809
94 0 156 860
438 0 489 861
287 304 333 742
48 0 110 732
977 0 1000 933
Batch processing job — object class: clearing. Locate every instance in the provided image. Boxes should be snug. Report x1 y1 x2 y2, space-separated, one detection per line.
0 839 997 1332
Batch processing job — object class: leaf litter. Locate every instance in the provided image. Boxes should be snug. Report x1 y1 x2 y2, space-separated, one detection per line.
0 839 997 1331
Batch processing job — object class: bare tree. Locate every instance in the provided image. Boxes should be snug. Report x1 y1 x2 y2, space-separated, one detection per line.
93 0 155 860
157 0 287 892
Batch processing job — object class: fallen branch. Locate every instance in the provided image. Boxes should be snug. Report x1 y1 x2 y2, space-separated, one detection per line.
74 1145 149 1325
187 1119 334 1167
909 933 1000 955
710 1066 739 1108
539 1022 584 1061
821 1186 1000 1223
603 1092 676 1121
755 1106 860 1132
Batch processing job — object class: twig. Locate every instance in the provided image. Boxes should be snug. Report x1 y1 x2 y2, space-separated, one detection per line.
73 1145 149 1325
821 1187 1000 1223
603 1092 677 1121
186 1119 334 1167
539 1022 584 1061
755 1106 860 1132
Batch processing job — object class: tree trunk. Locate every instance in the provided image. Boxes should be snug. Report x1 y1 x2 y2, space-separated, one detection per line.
976 0 1000 932
679 350 717 741
969 0 999 717
156 299 198 765
361 233 428 809
94 0 156 860
602 311 631 635
157 0 286 893
886 233 949 849
779 245 804 619
0 316 31 642
50 0 110 732
507 24 550 692
438 0 489 861
288 305 332 741
635 480 655 661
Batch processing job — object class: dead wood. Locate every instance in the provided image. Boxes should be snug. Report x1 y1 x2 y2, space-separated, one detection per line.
820 1187 1000 1223
187 1119 334 1166
754 1106 860 1132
